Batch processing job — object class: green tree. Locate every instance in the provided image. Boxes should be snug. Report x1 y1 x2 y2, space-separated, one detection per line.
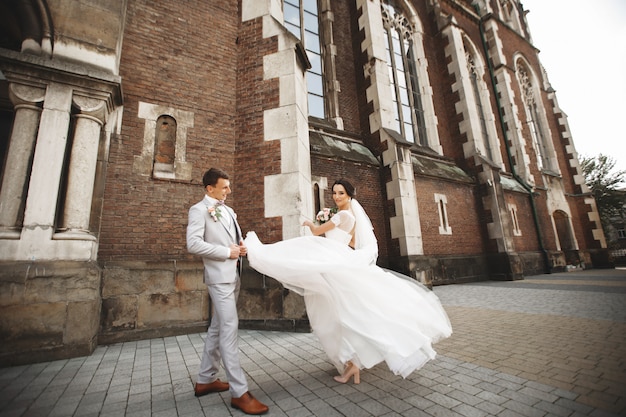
580 154 626 243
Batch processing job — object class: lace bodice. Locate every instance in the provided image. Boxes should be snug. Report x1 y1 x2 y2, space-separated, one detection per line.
325 210 355 246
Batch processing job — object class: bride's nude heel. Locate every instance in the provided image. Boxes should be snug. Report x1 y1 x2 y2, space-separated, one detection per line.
334 361 360 384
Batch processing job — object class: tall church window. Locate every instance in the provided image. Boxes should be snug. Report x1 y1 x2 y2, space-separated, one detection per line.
284 0 325 118
499 0 522 34
381 1 428 146
516 61 553 171
466 48 493 161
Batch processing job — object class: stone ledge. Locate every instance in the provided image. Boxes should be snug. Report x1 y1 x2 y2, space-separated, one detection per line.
240 319 311 333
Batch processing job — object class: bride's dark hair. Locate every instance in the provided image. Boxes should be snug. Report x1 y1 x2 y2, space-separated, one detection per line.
333 179 355 198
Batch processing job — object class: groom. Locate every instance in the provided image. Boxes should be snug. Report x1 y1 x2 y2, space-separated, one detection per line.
186 167 268 415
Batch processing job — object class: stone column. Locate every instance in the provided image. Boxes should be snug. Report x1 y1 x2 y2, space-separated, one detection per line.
0 84 45 237
57 96 106 237
21 83 72 240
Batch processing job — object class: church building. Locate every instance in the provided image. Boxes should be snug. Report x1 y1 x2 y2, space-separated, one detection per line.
0 0 609 365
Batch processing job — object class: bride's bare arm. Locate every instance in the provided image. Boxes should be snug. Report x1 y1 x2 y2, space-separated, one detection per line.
303 219 335 236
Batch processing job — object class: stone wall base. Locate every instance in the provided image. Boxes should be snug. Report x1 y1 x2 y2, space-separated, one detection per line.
98 259 309 345
240 319 311 333
387 249 613 286
390 253 492 287
2 249 612 365
585 249 615 269
0 261 102 367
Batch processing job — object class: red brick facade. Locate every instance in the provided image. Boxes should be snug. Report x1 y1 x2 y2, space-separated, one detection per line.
0 0 611 363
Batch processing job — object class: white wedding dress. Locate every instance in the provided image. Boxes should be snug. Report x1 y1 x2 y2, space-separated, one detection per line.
244 202 452 378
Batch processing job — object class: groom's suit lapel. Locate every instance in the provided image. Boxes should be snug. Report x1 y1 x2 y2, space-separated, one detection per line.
219 205 239 241
203 196 240 242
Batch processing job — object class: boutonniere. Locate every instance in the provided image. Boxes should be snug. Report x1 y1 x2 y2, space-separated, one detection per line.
207 202 224 222
316 207 338 224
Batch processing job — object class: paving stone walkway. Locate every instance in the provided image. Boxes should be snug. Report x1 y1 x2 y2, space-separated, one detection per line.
1 268 625 416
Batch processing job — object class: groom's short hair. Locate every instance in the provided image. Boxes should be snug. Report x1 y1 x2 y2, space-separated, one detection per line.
203 168 229 187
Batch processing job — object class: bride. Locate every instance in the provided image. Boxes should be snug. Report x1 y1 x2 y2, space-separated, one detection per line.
244 179 452 384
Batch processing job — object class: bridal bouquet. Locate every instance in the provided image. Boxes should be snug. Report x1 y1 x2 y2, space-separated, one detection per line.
316 207 337 224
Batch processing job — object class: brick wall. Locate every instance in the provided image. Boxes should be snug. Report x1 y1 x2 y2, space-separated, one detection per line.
416 178 485 256
99 0 240 262
234 16 282 243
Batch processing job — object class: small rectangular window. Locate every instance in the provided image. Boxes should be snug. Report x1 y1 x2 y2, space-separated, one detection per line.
508 203 522 236
434 193 452 235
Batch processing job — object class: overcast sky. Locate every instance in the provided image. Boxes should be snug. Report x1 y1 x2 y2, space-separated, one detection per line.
521 0 626 176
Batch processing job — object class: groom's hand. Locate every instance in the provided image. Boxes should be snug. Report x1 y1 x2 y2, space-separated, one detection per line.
238 239 247 257
228 244 241 259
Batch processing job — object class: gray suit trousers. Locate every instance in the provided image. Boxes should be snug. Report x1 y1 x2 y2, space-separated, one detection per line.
197 278 248 397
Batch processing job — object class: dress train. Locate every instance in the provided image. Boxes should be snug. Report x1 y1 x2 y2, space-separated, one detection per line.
244 231 452 378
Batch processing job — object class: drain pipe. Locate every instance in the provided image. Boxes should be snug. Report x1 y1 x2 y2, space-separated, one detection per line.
477 11 551 273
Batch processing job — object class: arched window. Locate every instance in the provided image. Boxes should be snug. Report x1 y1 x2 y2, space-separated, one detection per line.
516 59 554 172
499 0 523 34
313 183 321 214
154 115 176 166
553 210 576 251
466 46 493 161
133 102 193 181
381 1 428 146
284 0 324 118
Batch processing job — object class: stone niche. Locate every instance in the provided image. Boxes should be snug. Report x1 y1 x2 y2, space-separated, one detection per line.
0 261 102 366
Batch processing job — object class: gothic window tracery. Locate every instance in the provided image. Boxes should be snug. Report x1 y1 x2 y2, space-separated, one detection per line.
465 48 493 161
516 61 553 172
381 1 428 146
499 0 523 34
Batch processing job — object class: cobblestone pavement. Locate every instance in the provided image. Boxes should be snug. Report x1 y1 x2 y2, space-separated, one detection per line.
1 268 625 417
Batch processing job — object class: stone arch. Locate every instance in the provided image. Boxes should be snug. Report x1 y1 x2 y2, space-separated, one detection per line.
154 115 176 165
514 54 558 173
380 0 441 152
553 210 576 251
498 0 523 34
0 0 54 56
460 32 503 166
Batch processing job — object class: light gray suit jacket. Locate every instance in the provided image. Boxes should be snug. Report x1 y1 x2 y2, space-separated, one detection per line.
186 195 243 285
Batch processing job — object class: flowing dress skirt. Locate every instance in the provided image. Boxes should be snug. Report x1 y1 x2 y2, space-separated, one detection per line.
244 231 452 378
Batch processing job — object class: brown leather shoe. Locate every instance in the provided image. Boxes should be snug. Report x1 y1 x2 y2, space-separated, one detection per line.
231 391 269 415
194 379 229 397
